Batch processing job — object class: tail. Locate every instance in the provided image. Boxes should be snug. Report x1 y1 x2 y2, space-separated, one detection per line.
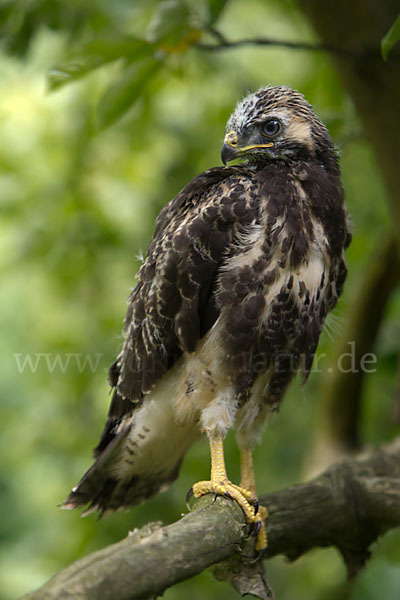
63 393 198 515
63 425 184 515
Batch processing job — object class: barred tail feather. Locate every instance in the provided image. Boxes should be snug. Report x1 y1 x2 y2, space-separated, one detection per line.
63 385 199 515
63 425 184 515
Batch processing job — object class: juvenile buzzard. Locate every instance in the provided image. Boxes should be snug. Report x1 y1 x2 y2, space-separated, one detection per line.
64 86 351 550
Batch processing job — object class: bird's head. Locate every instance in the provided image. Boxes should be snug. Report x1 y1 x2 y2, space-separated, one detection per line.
222 86 337 170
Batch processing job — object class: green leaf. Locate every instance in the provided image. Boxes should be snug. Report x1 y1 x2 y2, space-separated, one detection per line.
48 56 104 91
381 14 400 60
208 0 229 25
47 36 154 91
83 36 155 63
97 58 161 129
146 0 190 46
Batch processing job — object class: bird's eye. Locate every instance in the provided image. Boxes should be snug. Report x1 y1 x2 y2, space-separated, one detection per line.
261 119 281 137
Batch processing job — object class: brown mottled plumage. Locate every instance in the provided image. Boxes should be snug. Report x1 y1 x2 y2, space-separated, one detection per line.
64 86 351 525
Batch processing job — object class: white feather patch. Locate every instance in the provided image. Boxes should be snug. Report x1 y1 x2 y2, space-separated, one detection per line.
200 387 238 439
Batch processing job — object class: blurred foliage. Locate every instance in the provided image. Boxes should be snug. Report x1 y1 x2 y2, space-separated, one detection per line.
0 1 399 599
381 14 400 60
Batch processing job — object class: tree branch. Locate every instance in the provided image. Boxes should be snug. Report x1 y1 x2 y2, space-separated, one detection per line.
21 438 400 600
196 26 377 59
299 0 400 238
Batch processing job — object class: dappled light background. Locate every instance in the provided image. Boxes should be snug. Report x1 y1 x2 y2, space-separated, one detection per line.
0 1 399 599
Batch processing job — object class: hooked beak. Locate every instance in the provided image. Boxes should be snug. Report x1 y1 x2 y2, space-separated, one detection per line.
221 143 241 165
221 131 275 165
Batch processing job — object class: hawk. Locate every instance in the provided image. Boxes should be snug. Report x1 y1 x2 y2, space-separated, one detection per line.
64 86 351 550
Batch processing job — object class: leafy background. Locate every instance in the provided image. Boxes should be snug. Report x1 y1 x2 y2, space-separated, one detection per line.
0 1 399 598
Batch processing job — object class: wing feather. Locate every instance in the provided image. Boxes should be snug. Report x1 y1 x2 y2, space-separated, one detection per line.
95 165 255 453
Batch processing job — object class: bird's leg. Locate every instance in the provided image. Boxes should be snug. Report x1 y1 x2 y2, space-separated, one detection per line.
239 444 257 494
239 443 268 550
189 437 266 549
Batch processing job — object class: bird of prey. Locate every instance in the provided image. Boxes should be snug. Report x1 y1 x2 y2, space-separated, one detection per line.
64 85 351 550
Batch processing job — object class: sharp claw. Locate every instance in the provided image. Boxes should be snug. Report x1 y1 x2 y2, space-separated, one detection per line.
249 520 261 537
185 487 194 510
224 491 233 500
249 549 263 563
253 499 259 515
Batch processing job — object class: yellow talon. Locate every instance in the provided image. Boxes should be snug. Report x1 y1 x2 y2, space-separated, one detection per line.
190 437 267 551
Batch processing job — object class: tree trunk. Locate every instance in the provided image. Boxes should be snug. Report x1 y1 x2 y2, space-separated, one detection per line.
299 0 400 236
